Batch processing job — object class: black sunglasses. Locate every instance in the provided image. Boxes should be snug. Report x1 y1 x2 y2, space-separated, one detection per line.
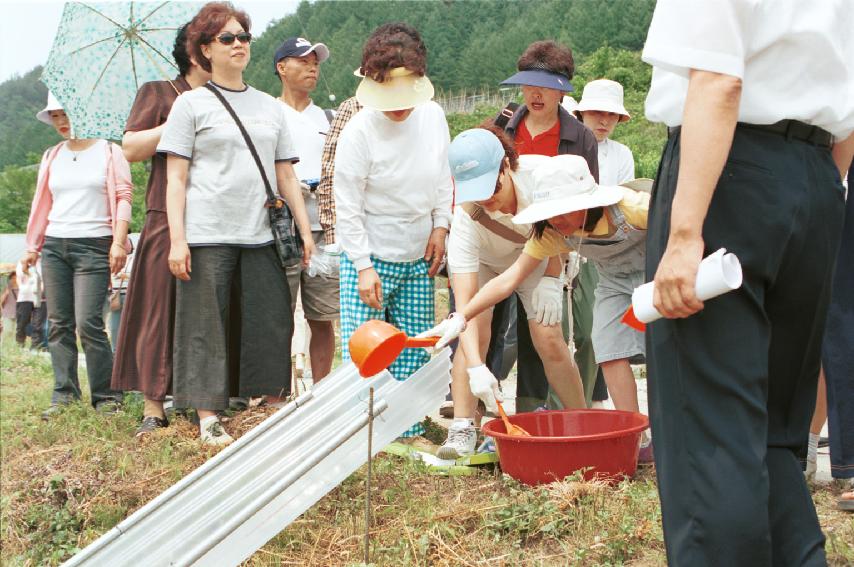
216 31 252 45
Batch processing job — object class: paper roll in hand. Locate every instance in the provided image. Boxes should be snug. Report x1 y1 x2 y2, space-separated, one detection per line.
622 248 743 331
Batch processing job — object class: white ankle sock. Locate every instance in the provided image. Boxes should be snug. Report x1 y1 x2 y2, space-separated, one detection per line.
453 417 474 428
807 432 819 463
200 415 219 431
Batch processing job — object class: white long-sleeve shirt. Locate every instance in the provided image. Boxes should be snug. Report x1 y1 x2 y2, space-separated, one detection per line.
333 102 453 271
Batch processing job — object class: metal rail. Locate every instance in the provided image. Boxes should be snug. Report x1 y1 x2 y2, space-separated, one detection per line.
63 351 452 566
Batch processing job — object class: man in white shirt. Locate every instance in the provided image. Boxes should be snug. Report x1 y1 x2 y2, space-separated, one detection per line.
274 37 339 382
642 1 854 564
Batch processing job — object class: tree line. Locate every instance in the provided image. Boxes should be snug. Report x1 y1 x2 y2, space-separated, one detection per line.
0 0 662 233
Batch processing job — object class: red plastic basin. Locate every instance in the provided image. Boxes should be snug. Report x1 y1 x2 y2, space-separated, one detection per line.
481 409 649 486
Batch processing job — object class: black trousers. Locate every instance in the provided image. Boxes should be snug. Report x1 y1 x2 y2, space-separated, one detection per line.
646 127 844 566
15 301 46 346
173 245 293 410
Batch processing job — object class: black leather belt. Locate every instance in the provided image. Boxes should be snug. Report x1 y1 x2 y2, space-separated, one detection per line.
739 120 832 148
668 120 832 148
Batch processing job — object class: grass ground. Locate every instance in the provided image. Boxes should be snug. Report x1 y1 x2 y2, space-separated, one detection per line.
1 329 853 566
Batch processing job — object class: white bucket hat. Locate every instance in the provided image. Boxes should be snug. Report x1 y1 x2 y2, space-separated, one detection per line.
354 66 434 111
561 95 578 114
36 91 63 125
512 154 624 225
574 79 630 122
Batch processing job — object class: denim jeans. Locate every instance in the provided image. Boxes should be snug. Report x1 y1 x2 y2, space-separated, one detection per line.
42 236 122 406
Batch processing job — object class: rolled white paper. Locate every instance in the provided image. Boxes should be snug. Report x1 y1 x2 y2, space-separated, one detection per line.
632 248 743 323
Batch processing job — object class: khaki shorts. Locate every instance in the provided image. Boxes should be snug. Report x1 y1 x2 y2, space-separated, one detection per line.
474 258 548 320
591 269 645 363
286 231 340 321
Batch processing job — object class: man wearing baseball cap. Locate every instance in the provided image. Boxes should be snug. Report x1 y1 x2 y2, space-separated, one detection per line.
273 37 338 384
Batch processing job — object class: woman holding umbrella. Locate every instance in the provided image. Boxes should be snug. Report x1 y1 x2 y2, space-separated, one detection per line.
21 92 131 419
159 2 314 445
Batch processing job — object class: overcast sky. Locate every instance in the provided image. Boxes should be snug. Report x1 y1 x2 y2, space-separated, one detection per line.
1 0 298 83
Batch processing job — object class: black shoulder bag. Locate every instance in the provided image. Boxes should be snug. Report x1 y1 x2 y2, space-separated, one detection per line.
204 83 303 268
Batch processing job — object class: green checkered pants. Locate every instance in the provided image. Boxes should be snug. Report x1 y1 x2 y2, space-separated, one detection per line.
340 255 435 437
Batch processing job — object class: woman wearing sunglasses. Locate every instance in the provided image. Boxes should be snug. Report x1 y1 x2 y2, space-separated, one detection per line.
158 1 314 445
435 126 587 459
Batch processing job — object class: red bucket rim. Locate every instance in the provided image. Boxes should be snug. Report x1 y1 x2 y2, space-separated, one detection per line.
482 409 649 443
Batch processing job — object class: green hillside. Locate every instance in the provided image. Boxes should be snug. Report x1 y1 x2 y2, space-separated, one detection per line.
0 67 62 170
0 0 664 233
245 0 655 101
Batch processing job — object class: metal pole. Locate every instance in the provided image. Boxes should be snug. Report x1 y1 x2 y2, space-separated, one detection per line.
364 387 374 565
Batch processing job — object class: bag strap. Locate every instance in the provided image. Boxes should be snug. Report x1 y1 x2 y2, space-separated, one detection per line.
204 83 278 204
493 102 519 129
460 203 528 244
323 108 334 125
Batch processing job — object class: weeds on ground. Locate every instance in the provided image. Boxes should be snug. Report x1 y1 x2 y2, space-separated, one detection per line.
2 334 853 566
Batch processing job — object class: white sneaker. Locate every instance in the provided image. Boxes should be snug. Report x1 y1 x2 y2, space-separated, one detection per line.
200 417 234 446
805 457 817 480
436 424 477 460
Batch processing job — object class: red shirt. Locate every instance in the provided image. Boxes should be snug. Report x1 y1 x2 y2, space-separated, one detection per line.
514 118 561 156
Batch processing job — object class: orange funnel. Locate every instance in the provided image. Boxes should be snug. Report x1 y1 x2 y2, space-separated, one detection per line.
349 320 438 377
621 306 646 332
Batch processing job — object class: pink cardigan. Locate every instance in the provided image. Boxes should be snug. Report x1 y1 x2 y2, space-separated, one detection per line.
25 141 133 253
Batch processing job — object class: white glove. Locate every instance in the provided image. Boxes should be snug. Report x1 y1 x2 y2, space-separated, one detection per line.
532 276 563 326
467 364 503 414
416 312 466 349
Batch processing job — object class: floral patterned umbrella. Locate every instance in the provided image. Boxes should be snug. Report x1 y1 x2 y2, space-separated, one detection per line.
42 1 202 141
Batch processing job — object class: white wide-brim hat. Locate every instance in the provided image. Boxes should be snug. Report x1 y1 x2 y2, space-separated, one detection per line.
574 79 630 122
354 66 435 111
36 91 63 125
512 154 624 225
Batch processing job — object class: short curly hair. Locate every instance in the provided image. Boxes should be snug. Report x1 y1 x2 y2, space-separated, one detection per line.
477 120 519 173
361 22 427 83
186 2 251 73
517 40 574 80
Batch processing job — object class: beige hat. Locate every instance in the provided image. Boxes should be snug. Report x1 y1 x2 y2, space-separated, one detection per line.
512 154 624 225
36 91 63 125
575 79 630 122
620 178 654 193
354 66 435 111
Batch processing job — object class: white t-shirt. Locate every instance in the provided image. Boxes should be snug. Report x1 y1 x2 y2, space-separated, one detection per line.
45 140 112 238
334 102 454 271
598 139 635 187
280 100 329 231
158 82 298 246
642 0 854 140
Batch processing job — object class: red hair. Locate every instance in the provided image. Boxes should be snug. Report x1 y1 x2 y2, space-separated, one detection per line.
186 2 251 73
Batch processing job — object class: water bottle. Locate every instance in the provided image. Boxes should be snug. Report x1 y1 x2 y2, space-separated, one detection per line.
307 242 341 278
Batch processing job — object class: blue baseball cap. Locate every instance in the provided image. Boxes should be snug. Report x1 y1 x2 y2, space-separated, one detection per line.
449 129 506 204
500 69 574 92
273 37 330 74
